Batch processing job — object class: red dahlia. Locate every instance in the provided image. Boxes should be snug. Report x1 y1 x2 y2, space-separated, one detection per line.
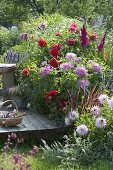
45 90 58 101
50 58 60 68
22 68 29 76
67 38 76 46
49 48 60 58
37 38 47 47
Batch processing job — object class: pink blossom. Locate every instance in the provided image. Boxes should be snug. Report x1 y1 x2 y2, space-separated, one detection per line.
78 79 90 89
75 66 88 77
60 62 73 70
90 106 100 116
40 65 53 76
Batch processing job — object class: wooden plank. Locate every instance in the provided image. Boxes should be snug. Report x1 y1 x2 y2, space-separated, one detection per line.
26 111 60 129
27 114 47 130
19 116 37 131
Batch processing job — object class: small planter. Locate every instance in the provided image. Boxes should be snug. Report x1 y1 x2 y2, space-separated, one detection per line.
12 96 28 109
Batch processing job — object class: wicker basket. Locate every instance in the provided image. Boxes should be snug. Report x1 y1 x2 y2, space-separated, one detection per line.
0 100 26 127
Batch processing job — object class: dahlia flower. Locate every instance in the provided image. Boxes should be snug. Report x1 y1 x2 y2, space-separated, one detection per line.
78 79 90 90
90 106 100 116
98 94 108 105
75 66 88 77
76 124 88 136
95 117 106 128
40 65 53 76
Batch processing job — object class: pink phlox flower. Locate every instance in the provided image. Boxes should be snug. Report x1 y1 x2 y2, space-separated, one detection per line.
78 79 90 90
60 62 73 70
92 62 102 72
75 66 88 77
40 65 53 76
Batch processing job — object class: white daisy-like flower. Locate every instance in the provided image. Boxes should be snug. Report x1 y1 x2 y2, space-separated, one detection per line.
95 117 106 128
76 124 88 136
108 97 113 110
90 106 100 116
98 94 108 105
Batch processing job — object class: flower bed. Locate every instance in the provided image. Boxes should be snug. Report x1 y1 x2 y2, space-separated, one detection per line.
3 14 112 125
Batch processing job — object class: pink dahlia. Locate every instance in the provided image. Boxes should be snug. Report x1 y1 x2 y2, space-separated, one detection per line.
40 65 53 76
78 79 90 90
75 66 88 77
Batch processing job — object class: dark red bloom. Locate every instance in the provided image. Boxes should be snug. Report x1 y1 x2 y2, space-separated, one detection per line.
67 38 76 46
59 99 68 107
52 43 62 50
90 33 98 41
22 68 29 76
68 23 78 33
55 32 61 36
49 48 60 57
50 58 60 68
45 90 58 101
37 38 47 47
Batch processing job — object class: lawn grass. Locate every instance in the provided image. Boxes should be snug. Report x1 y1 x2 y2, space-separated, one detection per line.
0 149 113 170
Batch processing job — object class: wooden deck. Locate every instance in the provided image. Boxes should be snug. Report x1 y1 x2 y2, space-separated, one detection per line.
0 97 70 139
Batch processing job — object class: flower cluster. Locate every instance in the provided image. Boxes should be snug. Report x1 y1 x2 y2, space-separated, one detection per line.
75 93 113 137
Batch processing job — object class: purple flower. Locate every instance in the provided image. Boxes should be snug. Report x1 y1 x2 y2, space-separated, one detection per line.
60 62 73 70
98 34 106 52
80 25 89 47
90 106 101 116
20 33 28 40
76 124 88 136
75 66 88 77
75 57 82 63
38 21 47 30
78 79 90 90
92 62 102 72
40 65 53 76
95 117 106 128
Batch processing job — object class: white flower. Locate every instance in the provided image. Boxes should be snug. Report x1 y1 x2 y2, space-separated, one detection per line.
76 124 88 136
65 53 77 62
98 94 108 105
95 117 106 128
11 26 18 31
90 106 100 116
68 110 79 121
108 97 113 110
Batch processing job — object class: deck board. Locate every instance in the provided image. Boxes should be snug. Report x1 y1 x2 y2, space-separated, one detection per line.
0 98 70 139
